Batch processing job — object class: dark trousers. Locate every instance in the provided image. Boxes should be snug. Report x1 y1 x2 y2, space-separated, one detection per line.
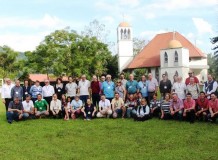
84 111 97 119
148 92 155 105
172 111 183 121
209 114 218 122
134 115 150 121
7 112 19 123
50 110 62 119
106 98 113 103
92 93 100 107
80 95 89 104
5 98 12 111
184 110 195 123
151 107 161 117
162 113 172 120
44 96 52 107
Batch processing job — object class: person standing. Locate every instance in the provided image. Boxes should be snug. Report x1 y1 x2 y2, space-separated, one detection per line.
30 80 42 103
203 74 218 99
147 73 159 104
137 75 149 101
115 80 126 101
78 74 91 103
22 80 31 100
159 74 172 99
7 97 23 124
11 80 23 101
172 76 186 100
186 77 200 101
65 76 78 99
126 74 138 98
42 79 55 108
102 74 115 102
90 75 101 107
119 73 127 89
1 78 14 111
185 70 199 85
54 78 65 100
22 94 35 119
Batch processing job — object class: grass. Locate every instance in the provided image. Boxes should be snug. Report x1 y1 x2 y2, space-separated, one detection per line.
0 101 218 160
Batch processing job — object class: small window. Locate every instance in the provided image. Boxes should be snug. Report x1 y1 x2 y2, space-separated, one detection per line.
175 51 178 62
164 52 168 63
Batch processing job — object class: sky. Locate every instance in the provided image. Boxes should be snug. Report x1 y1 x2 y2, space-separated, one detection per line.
0 0 217 54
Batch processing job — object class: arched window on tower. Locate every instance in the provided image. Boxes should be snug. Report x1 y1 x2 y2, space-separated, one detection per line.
175 51 178 62
124 29 127 39
120 29 123 40
164 52 168 63
128 29 131 39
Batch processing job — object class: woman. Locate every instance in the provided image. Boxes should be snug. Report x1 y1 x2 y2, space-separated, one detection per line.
64 96 72 120
125 94 137 118
115 80 126 101
50 94 62 118
55 78 65 100
160 93 171 120
186 77 200 101
22 79 31 100
149 93 161 117
81 98 97 120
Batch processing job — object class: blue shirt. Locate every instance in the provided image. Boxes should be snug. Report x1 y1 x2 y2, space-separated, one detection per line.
137 81 149 97
102 81 115 98
30 85 42 98
71 99 83 110
126 80 138 94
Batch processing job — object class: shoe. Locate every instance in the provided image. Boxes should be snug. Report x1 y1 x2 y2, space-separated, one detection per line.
8 121 12 124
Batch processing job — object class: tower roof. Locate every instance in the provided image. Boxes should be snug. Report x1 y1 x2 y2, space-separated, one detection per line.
119 22 130 27
168 39 182 49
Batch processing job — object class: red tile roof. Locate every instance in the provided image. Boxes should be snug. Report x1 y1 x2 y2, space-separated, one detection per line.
29 74 68 82
127 32 206 69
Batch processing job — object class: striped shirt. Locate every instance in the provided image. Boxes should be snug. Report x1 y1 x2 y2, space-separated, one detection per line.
150 99 161 109
161 101 171 114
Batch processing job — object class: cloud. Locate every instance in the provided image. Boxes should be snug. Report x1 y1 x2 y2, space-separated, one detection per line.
192 18 213 35
118 0 140 7
101 16 115 24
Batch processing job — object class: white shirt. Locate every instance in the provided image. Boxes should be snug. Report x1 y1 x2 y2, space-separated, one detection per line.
1 83 15 99
172 82 186 99
42 85 55 97
65 82 77 97
99 99 111 110
78 80 90 96
50 99 62 111
22 100 34 111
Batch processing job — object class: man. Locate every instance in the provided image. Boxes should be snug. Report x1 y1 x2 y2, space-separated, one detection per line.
125 94 137 118
1 78 14 111
7 97 23 124
97 94 112 118
183 93 196 123
159 74 172 99
111 92 126 118
50 94 62 118
11 80 23 101
102 74 115 102
119 73 127 88
22 94 35 119
134 98 150 121
170 93 184 120
147 73 159 104
208 93 218 122
22 80 31 100
99 75 106 94
42 79 55 109
71 95 83 119
203 74 218 99
137 75 149 101
185 70 199 85
65 76 78 99
81 98 97 120
78 74 91 103
34 94 49 118
172 76 186 100
90 75 101 107
196 92 209 121
126 74 138 97
30 80 42 103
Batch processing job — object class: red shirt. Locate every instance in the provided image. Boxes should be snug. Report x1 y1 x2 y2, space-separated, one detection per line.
197 97 209 109
185 76 199 85
91 81 100 94
184 99 195 109
208 99 218 113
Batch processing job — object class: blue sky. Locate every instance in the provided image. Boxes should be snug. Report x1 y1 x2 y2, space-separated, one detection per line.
0 0 217 54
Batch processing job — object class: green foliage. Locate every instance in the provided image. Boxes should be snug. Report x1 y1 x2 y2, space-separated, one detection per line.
133 37 147 56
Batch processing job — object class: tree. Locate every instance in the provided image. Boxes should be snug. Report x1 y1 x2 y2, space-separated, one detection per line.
211 36 218 77
0 45 18 78
133 37 147 56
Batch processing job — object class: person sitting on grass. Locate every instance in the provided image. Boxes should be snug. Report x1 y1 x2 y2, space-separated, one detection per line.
125 94 137 118
22 94 35 119
7 97 23 124
111 92 125 119
134 98 150 121
183 93 196 123
136 92 143 106
196 92 209 121
64 96 72 120
170 93 184 121
50 94 62 119
149 93 161 117
34 94 49 118
160 93 171 120
97 94 112 118
71 95 83 119
81 98 97 120
208 93 218 123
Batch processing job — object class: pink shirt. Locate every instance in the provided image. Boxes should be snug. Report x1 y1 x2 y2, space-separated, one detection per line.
208 99 218 113
170 98 184 110
184 99 195 109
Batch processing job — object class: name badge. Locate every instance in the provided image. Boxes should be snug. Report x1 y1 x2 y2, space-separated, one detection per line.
129 86 132 88
25 92 28 95
164 86 167 89
58 89 61 92
108 86 110 89
16 91 19 94
88 111 91 114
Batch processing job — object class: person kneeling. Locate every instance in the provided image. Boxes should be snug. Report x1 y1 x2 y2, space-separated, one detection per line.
22 94 35 119
97 94 112 118
34 94 49 118
50 94 62 118
183 93 196 123
82 98 97 120
71 95 83 119
160 93 172 120
134 98 150 121
7 97 23 124
111 92 126 119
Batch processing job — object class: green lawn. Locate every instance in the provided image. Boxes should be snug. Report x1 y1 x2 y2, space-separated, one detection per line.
0 101 218 160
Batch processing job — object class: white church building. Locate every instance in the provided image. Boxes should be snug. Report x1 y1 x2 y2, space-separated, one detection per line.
117 22 209 83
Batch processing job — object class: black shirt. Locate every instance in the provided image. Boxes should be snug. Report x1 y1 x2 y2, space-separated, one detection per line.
159 80 172 94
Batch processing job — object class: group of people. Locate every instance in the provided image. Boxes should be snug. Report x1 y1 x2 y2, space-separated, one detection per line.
1 71 218 124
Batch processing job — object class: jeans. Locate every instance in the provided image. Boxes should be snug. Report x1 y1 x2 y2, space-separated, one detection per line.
92 93 100 107
80 95 89 104
126 108 137 118
7 111 20 123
